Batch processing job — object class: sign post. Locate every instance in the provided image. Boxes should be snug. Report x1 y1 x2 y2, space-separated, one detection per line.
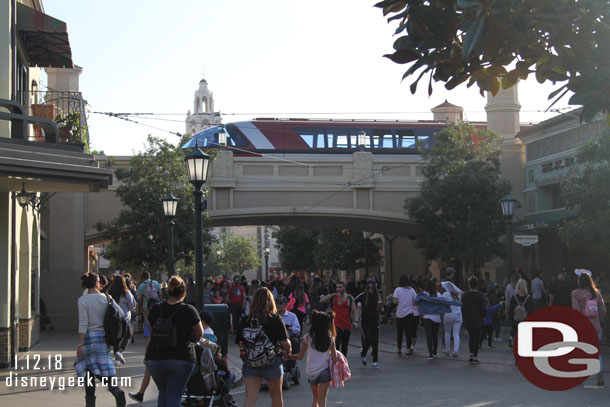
514 235 539 246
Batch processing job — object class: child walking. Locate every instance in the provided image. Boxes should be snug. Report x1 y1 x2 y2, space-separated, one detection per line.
288 310 338 407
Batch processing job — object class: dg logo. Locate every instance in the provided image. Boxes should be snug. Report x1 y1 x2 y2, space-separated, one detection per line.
514 306 600 390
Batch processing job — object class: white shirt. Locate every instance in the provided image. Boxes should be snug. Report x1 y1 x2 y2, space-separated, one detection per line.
441 291 462 316
304 334 331 380
393 286 419 318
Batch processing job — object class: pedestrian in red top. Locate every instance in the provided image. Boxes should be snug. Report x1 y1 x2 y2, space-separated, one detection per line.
320 281 357 355
228 275 246 332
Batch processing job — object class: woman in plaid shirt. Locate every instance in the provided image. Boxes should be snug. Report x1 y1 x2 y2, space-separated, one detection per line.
76 272 126 407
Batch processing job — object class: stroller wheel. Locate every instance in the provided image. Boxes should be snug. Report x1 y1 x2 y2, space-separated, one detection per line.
282 374 291 390
292 367 300 385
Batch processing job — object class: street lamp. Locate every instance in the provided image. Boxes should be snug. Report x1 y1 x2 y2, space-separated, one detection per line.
161 193 179 278
264 247 270 282
218 127 227 146
500 195 517 276
357 130 367 150
185 141 211 311
362 231 371 278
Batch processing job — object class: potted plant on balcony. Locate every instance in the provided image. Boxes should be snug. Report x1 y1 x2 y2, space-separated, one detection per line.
54 111 86 145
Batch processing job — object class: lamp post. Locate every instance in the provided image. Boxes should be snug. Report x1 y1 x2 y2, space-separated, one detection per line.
363 231 371 278
500 195 517 276
161 193 179 278
218 127 227 146
185 141 210 311
264 247 270 282
357 130 367 150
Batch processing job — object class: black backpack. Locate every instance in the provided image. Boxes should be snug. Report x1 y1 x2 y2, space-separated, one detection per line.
151 303 182 350
103 294 129 348
242 317 277 368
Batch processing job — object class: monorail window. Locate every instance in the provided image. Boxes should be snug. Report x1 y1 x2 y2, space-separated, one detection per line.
416 128 437 149
300 134 314 148
316 133 325 148
373 129 394 148
336 134 349 148
326 133 334 148
397 130 416 148
225 124 249 147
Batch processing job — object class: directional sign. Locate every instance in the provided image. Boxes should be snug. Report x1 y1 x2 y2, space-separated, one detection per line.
514 234 539 246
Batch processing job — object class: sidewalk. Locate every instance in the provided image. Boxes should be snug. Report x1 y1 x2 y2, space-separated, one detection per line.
0 330 243 406
375 320 610 370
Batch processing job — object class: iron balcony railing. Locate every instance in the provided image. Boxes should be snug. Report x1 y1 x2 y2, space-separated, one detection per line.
20 90 90 148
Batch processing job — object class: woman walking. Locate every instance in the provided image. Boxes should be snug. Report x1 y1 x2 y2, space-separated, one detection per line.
288 284 310 329
145 276 203 407
107 275 136 364
355 283 382 367
76 272 126 407
422 280 442 360
288 311 338 407
508 279 533 349
505 272 520 346
572 271 606 387
236 287 292 407
393 275 419 356
441 281 463 357
461 276 488 364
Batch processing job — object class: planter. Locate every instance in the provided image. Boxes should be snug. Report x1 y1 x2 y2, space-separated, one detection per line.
59 127 72 143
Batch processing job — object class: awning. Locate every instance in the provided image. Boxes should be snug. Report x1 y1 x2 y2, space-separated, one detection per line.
16 3 73 68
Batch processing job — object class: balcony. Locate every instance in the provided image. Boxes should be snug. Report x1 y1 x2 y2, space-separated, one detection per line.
18 90 90 151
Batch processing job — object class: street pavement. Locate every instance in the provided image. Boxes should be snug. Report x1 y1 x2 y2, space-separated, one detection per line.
1 323 609 406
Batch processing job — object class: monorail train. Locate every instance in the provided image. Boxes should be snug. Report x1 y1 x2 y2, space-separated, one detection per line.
182 118 448 153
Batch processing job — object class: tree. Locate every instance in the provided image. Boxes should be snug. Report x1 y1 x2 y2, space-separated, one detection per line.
273 226 381 274
405 122 511 278
272 226 318 273
98 135 214 278
376 0 610 122
215 233 262 276
559 128 610 265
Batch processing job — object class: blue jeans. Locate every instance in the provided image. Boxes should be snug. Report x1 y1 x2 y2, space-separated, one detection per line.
146 359 196 407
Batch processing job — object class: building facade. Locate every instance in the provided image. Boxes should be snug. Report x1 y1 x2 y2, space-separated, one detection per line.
0 0 112 367
516 110 608 278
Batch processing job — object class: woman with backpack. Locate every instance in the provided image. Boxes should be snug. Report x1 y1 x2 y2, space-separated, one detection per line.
145 276 203 407
76 272 127 407
107 275 136 364
572 270 607 388
236 287 292 407
508 279 533 348
287 310 338 407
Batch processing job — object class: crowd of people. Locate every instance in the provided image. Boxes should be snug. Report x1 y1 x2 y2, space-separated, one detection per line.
74 266 607 407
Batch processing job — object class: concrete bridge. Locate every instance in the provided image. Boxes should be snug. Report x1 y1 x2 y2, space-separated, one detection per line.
207 150 422 237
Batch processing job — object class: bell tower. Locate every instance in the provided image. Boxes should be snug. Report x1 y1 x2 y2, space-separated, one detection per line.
185 73 221 135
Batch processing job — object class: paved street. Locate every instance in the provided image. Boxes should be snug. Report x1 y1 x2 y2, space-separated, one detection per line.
1 324 609 406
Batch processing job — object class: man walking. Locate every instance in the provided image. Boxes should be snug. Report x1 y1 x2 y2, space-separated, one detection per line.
228 275 245 332
321 281 358 355
137 271 161 325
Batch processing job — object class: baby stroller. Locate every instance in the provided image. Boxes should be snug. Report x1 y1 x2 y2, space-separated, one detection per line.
183 343 236 407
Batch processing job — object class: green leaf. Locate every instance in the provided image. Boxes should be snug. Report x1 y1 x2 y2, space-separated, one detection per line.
462 16 487 60
501 70 519 89
384 48 420 64
457 0 479 8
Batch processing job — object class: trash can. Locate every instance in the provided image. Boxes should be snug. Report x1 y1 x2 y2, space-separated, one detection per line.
204 304 229 356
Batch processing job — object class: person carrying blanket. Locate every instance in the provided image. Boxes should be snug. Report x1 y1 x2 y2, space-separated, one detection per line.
76 272 126 407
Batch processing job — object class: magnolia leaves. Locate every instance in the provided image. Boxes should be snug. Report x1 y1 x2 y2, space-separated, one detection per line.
376 0 610 121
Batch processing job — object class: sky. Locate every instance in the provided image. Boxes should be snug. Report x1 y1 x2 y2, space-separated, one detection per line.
43 0 574 156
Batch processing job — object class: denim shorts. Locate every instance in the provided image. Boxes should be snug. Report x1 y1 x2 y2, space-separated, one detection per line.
308 367 331 385
242 356 283 381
